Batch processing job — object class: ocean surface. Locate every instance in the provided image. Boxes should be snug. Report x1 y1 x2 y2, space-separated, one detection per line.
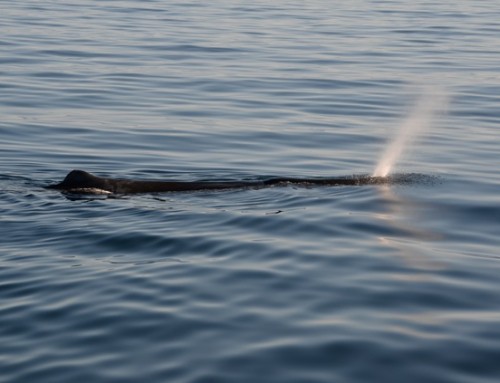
1 1 500 382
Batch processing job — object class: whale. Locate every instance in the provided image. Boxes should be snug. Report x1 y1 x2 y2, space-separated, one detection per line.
46 170 397 195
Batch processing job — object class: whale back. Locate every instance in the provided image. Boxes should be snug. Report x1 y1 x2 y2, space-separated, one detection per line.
46 170 436 195
47 170 111 192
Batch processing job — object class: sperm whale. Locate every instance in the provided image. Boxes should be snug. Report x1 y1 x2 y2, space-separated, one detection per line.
46 170 395 195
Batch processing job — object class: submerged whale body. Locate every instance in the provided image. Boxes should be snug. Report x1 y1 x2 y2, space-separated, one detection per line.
47 170 422 195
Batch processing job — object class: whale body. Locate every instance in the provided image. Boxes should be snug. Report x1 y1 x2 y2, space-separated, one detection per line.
46 170 392 195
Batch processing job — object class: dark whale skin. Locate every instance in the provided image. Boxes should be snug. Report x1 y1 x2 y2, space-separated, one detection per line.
46 170 393 194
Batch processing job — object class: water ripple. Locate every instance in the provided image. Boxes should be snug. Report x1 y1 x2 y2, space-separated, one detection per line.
2 1 500 382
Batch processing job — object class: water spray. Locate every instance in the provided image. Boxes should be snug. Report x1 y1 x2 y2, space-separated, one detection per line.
373 87 447 177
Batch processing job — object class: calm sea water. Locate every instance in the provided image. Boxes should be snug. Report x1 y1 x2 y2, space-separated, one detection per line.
1 1 500 382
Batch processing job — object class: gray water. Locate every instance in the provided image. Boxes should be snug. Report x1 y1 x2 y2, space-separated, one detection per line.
1 1 500 382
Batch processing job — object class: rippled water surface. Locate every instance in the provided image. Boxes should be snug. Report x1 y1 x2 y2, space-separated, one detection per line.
1 1 500 382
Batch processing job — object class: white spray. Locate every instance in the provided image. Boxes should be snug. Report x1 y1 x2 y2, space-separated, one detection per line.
373 87 447 177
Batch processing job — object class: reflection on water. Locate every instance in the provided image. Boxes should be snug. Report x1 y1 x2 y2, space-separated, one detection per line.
374 182 446 272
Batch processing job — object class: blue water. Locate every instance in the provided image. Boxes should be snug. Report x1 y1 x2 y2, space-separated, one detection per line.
1 1 500 382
